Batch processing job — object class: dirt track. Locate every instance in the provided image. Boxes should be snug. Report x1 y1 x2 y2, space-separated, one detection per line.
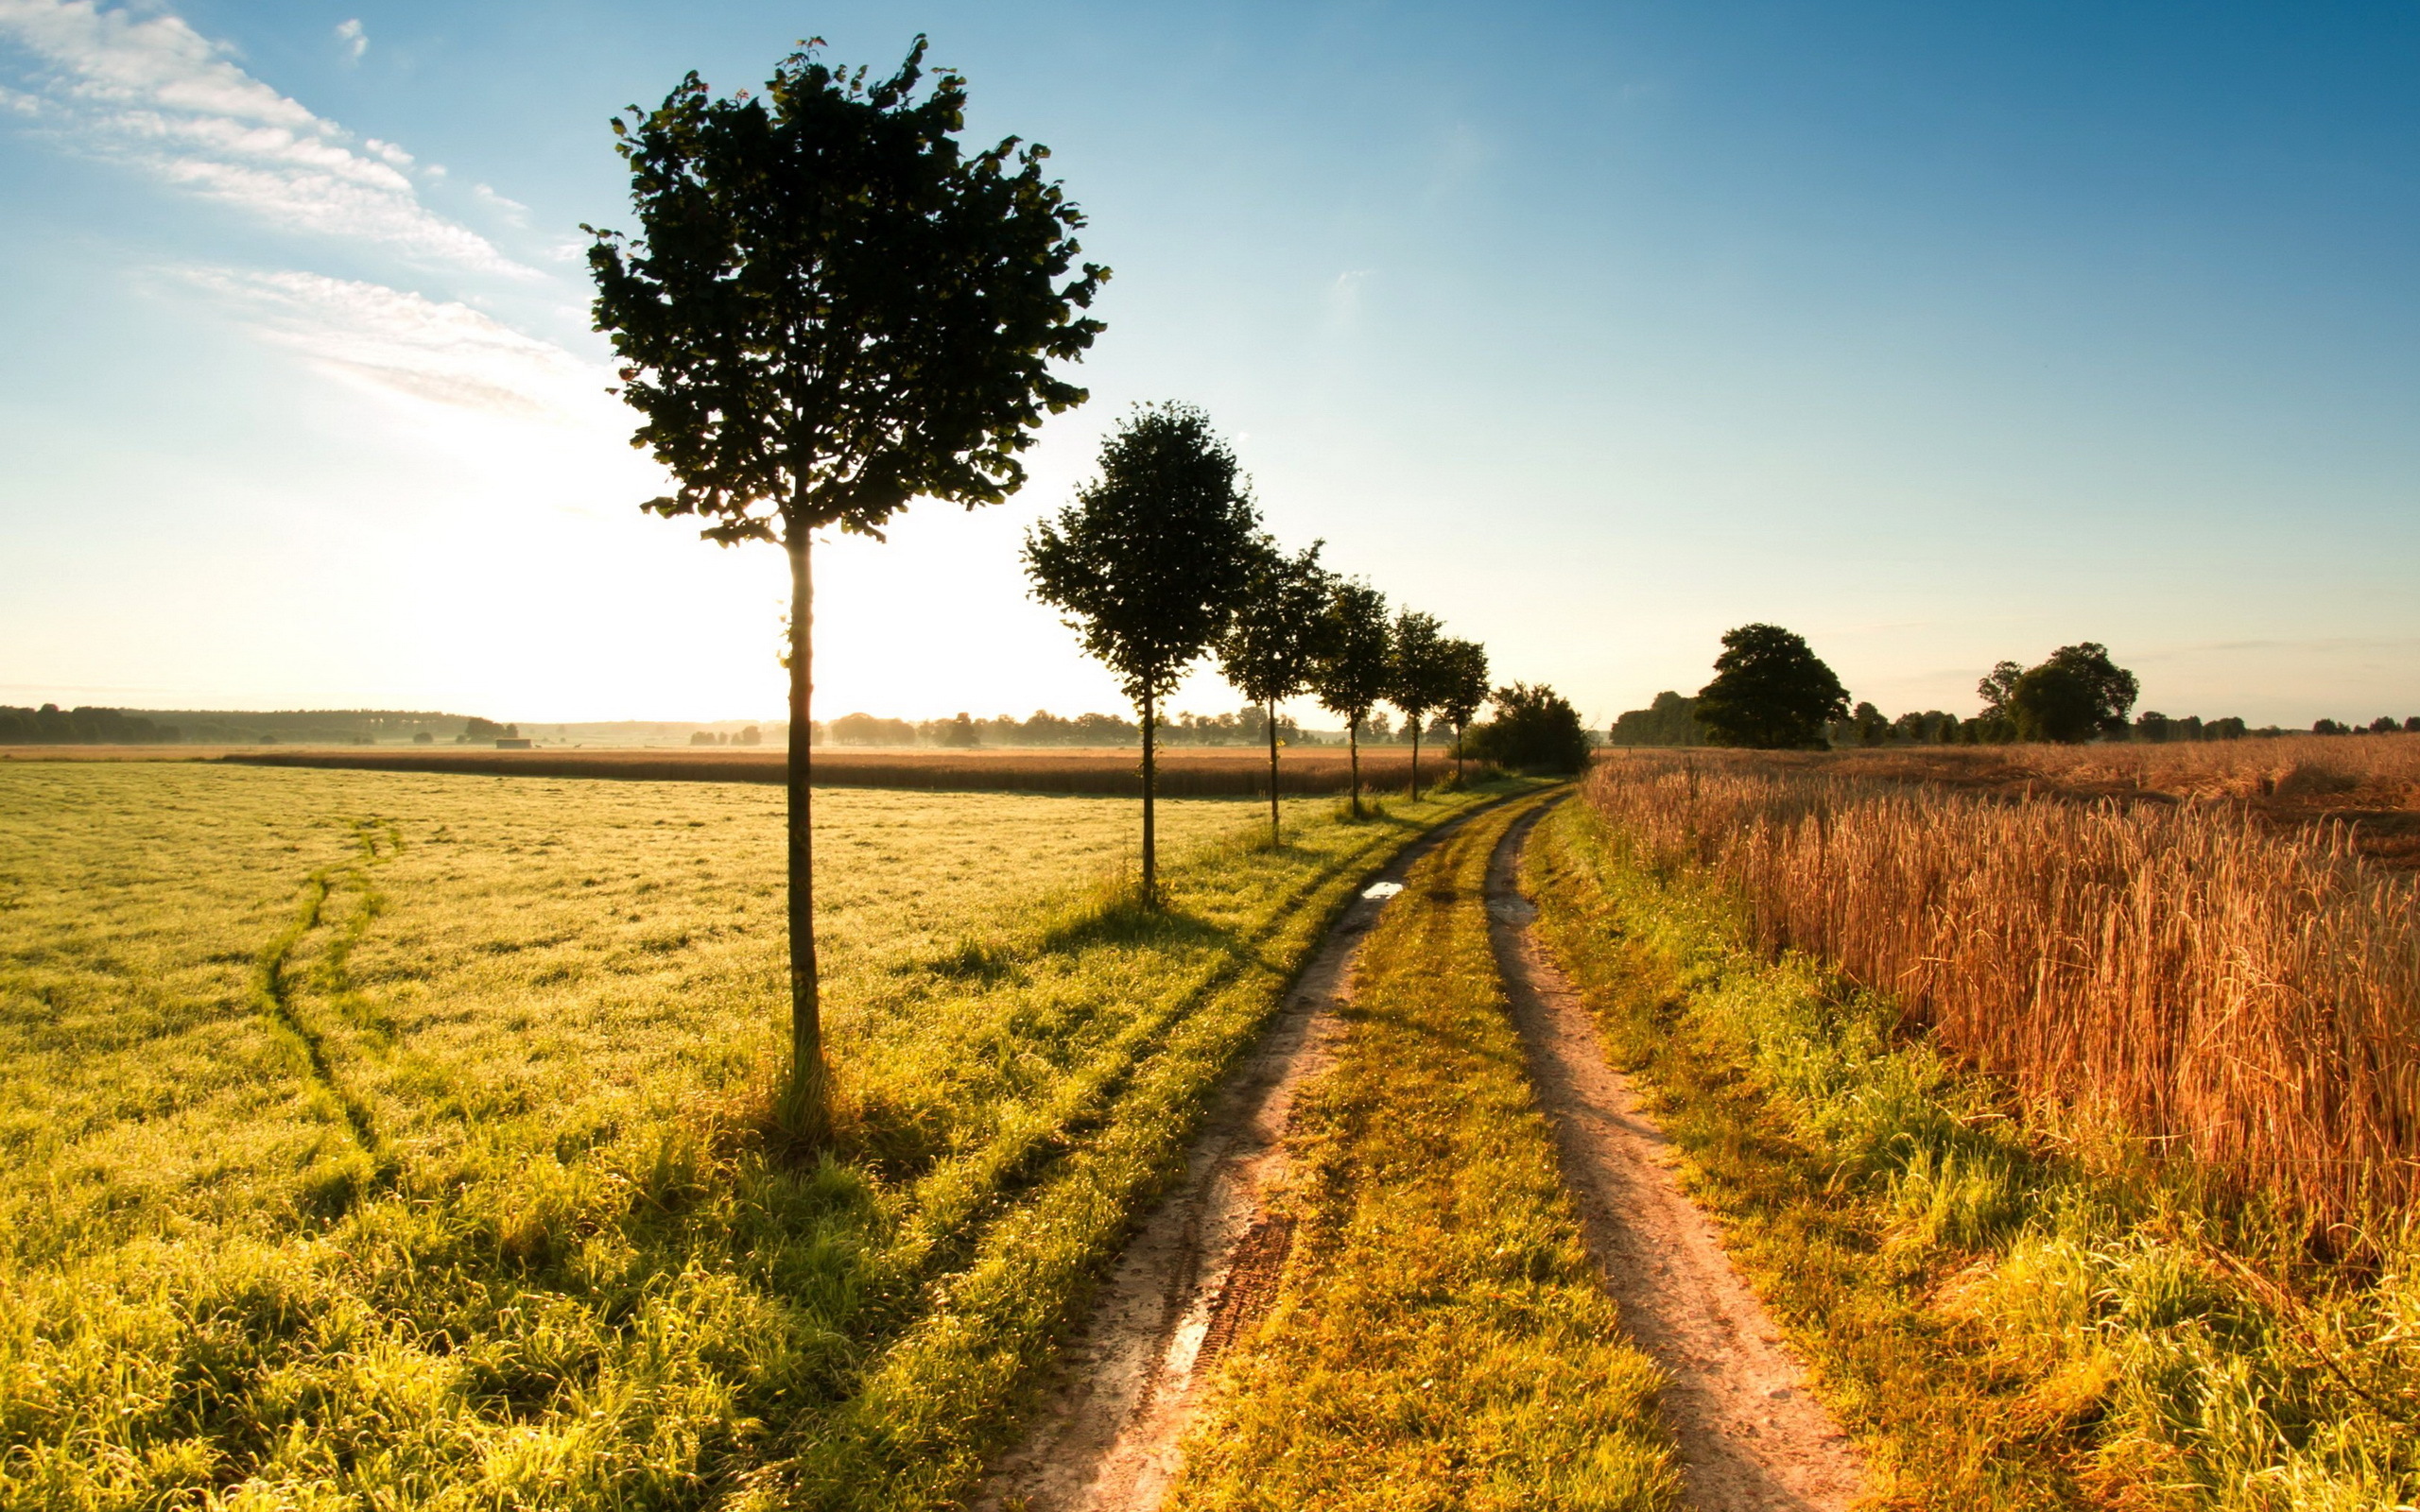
981 795 1866 1510
1487 803 1867 1510
975 807 1488 1512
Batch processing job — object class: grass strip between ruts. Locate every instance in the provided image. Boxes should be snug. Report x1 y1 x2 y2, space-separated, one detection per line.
1524 792 2420 1512
760 782 1549 1509
1167 792 1680 1512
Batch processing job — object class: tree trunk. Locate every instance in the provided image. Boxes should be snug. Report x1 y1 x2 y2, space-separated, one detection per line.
1455 721 1465 784
1141 685 1157 905
786 530 824 1135
1409 715 1422 801
1348 713 1361 817
1266 697 1280 847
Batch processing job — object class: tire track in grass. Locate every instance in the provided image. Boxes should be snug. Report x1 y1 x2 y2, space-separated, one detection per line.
250 817 396 1155
1488 800 1866 1511
973 801 1506 1511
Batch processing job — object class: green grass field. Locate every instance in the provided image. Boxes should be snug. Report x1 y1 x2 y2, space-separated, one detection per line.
0 762 1504 1510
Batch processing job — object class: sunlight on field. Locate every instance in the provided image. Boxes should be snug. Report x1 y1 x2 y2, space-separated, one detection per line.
0 762 1498 1508
0 763 1280 1507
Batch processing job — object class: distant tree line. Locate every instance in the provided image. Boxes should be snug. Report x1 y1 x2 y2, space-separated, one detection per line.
1609 630 2419 749
0 705 183 744
0 705 526 746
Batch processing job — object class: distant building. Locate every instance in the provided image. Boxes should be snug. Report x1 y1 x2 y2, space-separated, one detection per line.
494 737 532 749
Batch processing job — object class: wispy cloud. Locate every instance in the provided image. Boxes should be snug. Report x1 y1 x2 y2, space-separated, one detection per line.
181 267 608 421
334 18 364 64
0 0 522 274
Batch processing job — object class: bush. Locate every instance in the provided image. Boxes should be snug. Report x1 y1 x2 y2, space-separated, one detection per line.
1464 682 1591 773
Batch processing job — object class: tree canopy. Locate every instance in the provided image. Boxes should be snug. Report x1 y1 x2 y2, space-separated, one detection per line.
587 36 1105 1131
589 38 1105 546
2008 643 2138 743
1218 538 1335 842
1467 682 1593 773
1694 624 1849 749
1024 402 1262 894
1218 539 1334 712
1309 578 1392 813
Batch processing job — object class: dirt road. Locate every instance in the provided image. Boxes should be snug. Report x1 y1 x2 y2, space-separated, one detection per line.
975 807 1492 1512
1486 802 1868 1511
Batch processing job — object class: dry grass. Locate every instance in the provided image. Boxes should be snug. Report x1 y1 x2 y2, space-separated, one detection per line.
216 747 1483 797
1582 749 2420 1240
1527 799 2420 1509
1734 732 2420 869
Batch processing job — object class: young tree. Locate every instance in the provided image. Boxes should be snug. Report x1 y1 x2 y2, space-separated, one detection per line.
1387 610 1452 799
587 39 1105 1135
1217 539 1335 846
1024 403 1261 902
1310 578 1392 816
1436 637 1491 783
1694 624 1849 749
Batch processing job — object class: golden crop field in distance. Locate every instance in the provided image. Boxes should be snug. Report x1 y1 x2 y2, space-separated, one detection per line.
0 760 1508 1508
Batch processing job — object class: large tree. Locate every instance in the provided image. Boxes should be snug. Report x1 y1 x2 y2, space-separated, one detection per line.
2008 642 2137 744
1436 637 1491 783
1387 610 1452 800
1694 624 1849 750
1217 539 1335 846
1310 579 1392 816
1024 403 1262 902
587 38 1105 1135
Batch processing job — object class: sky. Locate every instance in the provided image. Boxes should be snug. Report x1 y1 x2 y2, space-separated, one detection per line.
2 0 2416 730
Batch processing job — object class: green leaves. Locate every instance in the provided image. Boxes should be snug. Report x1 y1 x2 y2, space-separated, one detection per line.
1694 623 1849 750
588 37 1107 546
1310 578 1392 728
1218 539 1335 709
1022 403 1264 708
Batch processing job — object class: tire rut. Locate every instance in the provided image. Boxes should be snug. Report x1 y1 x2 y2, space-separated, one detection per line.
975 801 1505 1512
1487 801 1868 1512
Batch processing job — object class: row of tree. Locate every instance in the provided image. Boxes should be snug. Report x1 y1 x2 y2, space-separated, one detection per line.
1022 402 1495 893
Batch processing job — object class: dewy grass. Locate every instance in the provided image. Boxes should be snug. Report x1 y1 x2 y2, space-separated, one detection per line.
1526 796 2420 1511
1168 794 1679 1512
0 762 1512 1510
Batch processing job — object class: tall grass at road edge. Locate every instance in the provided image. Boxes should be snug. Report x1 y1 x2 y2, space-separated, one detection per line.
1529 795 2420 1510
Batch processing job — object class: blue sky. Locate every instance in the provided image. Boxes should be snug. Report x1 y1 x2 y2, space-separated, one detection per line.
3 1 2415 727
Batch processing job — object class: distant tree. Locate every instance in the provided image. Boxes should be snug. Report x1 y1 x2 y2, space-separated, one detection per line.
1466 682 1592 773
1025 403 1261 902
1217 539 1335 845
2369 716 2398 735
1846 701 1891 747
2009 643 2136 744
1694 624 1849 750
1436 637 1491 782
1309 578 1393 816
1387 610 1454 799
1608 691 1703 747
2135 711 2173 744
588 38 1103 1134
1977 661 2024 723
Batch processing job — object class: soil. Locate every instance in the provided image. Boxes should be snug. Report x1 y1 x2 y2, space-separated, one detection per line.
973 804 1493 1512
1487 801 1868 1511
979 794 1870 1511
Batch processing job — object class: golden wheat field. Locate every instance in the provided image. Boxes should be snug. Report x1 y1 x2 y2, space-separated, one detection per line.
1584 745 2420 1235
0 760 1501 1509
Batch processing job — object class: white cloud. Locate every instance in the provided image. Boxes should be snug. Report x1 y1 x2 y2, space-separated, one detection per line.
0 0 522 274
334 18 364 63
473 180 528 225
180 266 610 422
